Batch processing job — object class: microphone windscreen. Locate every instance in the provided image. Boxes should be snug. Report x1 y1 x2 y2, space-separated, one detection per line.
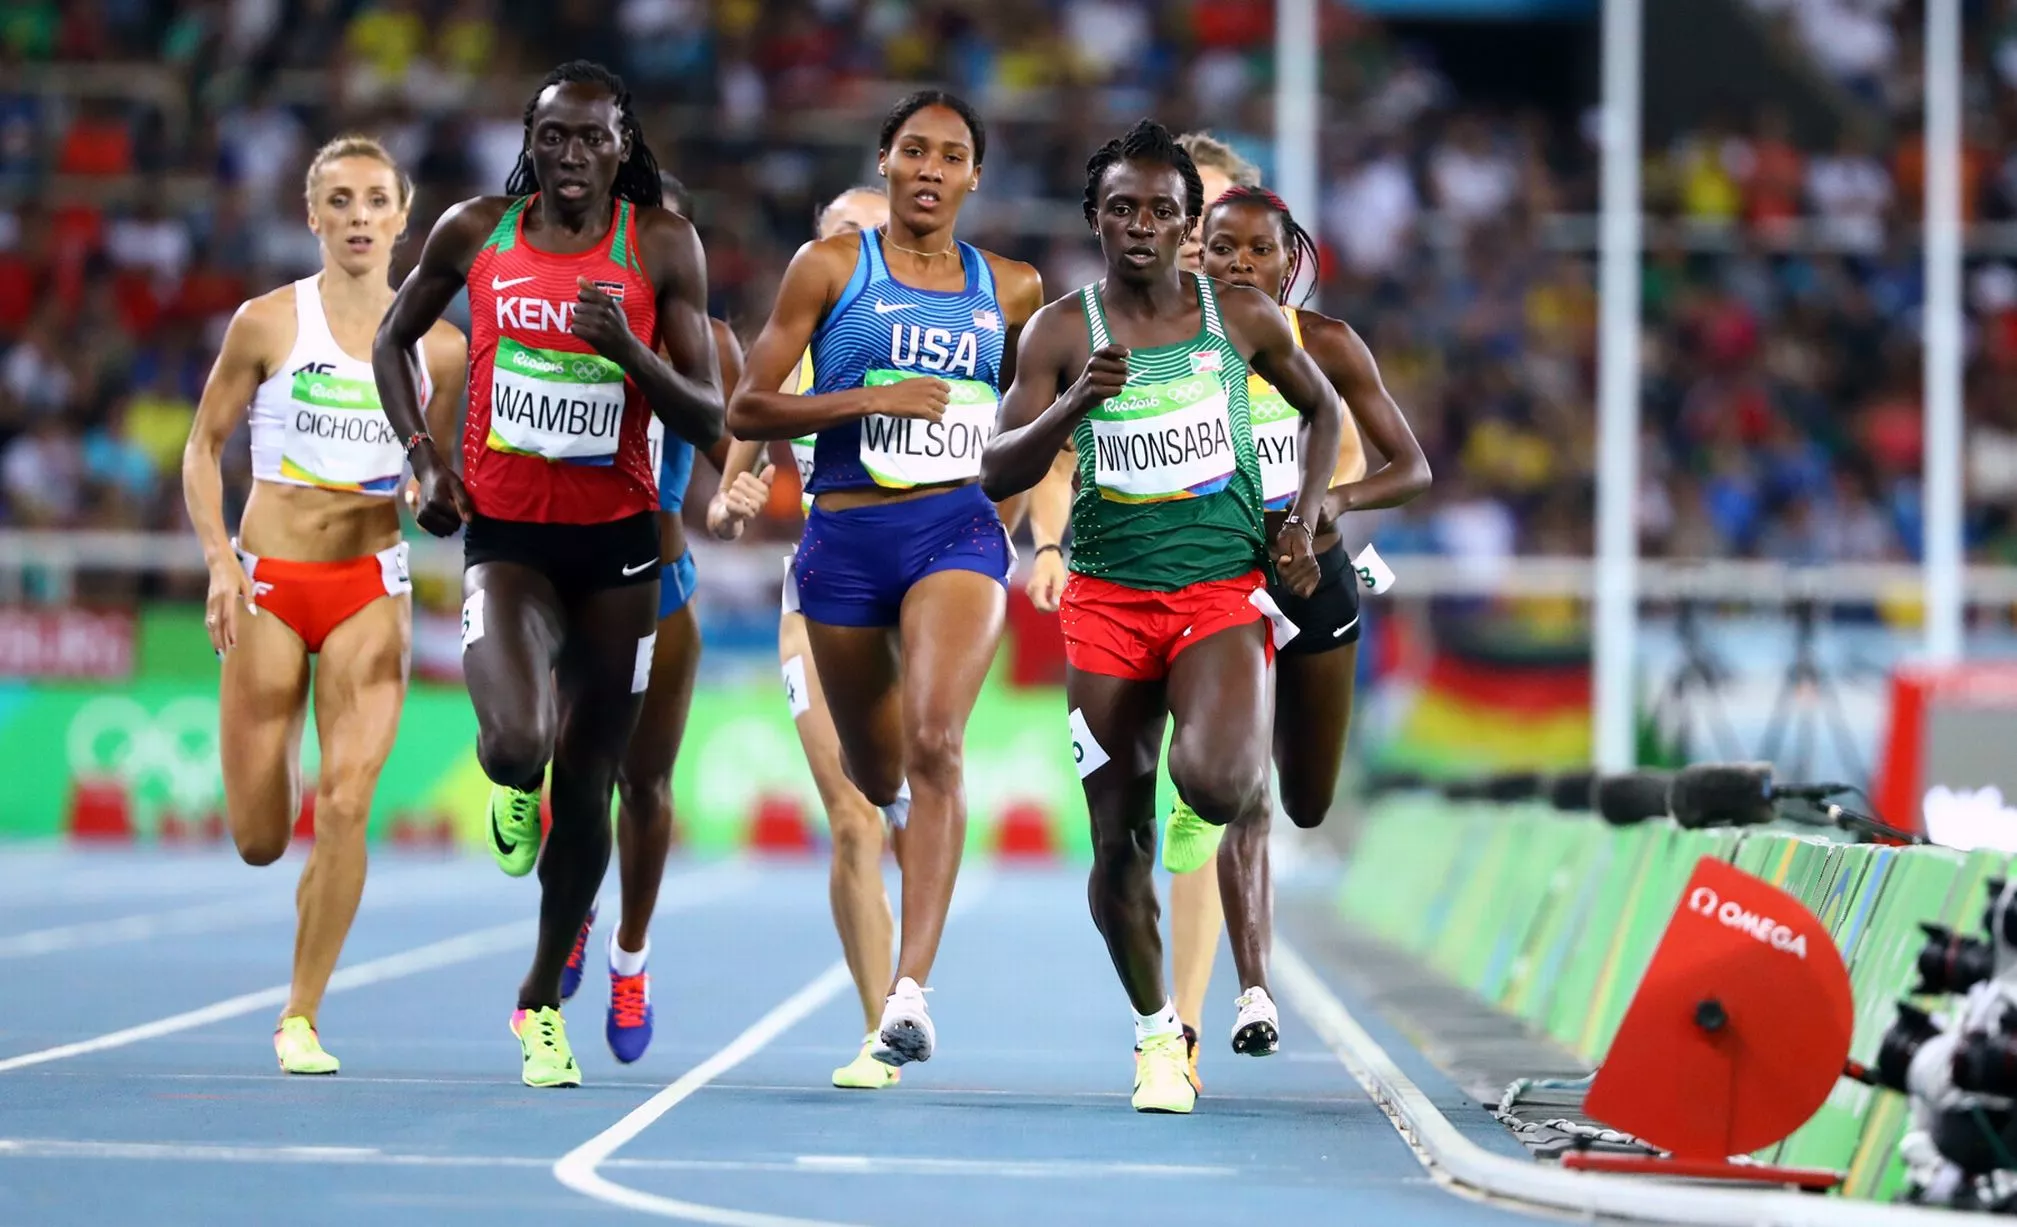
1483 772 1543 803
1594 771 1672 826
1669 762 1775 830
1549 770 1596 812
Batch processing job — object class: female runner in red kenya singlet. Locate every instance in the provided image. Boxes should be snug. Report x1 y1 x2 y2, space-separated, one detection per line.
372 60 724 1088
184 136 466 1076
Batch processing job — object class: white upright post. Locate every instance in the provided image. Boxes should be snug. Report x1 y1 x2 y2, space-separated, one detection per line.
1593 0 1644 772
1274 0 1320 226
1924 0 1965 665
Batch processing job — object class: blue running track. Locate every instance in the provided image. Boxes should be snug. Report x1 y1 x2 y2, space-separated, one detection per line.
0 848 1549 1226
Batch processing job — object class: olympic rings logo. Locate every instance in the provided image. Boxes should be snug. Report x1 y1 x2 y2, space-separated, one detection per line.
65 695 223 808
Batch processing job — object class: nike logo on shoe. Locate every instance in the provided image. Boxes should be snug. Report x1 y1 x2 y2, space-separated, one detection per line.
873 301 911 314
490 810 518 854
492 275 536 290
621 558 660 577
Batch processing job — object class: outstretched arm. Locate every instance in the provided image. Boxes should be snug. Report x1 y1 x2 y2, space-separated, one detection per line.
980 301 1124 501
1304 317 1431 517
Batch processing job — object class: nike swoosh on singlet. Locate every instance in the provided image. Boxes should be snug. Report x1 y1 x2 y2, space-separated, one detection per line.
492 275 536 290
873 301 912 314
621 559 659 577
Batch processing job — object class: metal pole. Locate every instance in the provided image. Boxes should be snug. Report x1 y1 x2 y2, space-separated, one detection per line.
1924 0 1965 664
1593 0 1643 772
1274 0 1320 226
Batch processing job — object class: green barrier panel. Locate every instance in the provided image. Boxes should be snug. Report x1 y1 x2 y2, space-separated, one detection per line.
1550 822 1666 1052
1732 830 1780 878
1405 804 1492 950
1477 808 1585 1004
1499 817 1613 1017
1430 813 1526 980
1337 798 1426 935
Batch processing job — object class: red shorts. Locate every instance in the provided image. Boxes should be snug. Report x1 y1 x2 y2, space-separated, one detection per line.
1058 570 1277 682
236 541 411 653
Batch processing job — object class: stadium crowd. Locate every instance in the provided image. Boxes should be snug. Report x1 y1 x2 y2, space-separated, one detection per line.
3 0 2017 565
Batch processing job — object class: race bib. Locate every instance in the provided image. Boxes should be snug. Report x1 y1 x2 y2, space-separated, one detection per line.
647 415 665 481
279 370 403 495
1086 371 1235 504
790 435 816 512
857 369 998 489
1247 375 1300 511
485 337 626 465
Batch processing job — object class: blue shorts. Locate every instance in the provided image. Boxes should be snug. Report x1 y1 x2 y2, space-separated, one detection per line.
794 483 1011 627
658 549 697 619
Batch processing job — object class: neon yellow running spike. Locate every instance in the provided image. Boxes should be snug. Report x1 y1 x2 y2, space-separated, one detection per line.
1132 1031 1197 1114
274 1016 338 1075
486 783 542 877
511 1007 581 1088
1160 797 1225 875
832 1036 901 1089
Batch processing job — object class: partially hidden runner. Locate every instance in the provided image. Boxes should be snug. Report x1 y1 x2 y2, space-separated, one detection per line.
1160 183 1432 1077
713 185 1072 1088
183 135 468 1074
980 119 1343 1114
373 60 724 1087
727 91 1044 1070
553 170 770 1066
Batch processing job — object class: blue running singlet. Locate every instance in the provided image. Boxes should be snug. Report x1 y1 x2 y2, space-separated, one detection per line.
805 231 1007 494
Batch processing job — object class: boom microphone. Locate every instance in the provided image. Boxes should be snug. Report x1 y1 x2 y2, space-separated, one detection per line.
1594 771 1672 826
1667 762 1927 842
1549 769 1596 813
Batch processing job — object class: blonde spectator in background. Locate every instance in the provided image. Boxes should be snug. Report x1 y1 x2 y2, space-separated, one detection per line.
181 136 467 1076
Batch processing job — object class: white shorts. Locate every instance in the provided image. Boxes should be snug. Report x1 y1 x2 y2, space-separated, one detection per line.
781 551 801 617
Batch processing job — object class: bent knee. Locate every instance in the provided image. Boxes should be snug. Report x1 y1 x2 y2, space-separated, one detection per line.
1282 789 1332 829
233 826 289 866
1169 755 1267 826
903 723 964 790
477 720 552 790
1090 823 1155 871
827 797 885 856
615 770 671 826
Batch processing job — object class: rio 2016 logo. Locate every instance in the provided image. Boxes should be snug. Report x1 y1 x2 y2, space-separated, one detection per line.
64 696 227 810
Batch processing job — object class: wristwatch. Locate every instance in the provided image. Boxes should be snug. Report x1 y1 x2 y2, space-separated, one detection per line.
1283 513 1315 543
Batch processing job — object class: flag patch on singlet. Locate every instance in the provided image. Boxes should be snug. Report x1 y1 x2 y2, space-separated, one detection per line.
972 307 1000 332
1190 350 1222 374
593 280 626 300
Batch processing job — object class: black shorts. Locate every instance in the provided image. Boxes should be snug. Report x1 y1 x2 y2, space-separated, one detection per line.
464 512 661 596
1270 539 1361 656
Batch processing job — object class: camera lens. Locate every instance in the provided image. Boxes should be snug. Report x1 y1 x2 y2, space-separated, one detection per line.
1917 923 1996 996
1953 1032 2017 1099
1876 1002 1943 1094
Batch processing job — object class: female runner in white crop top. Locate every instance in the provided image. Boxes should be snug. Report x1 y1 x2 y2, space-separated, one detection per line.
181 136 468 1075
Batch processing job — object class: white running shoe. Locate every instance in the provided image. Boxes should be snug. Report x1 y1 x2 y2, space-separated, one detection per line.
871 976 935 1067
1231 986 1280 1056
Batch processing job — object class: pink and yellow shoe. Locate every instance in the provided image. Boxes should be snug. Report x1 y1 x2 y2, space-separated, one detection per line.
560 905 595 1003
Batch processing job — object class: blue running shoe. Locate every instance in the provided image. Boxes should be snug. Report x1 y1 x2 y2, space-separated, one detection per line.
607 960 653 1064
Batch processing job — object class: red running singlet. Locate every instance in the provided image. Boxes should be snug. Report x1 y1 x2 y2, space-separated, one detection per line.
463 195 659 524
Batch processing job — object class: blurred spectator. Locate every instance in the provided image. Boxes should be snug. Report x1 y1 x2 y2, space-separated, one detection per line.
2 415 84 525
1806 127 1891 253
1429 117 1518 231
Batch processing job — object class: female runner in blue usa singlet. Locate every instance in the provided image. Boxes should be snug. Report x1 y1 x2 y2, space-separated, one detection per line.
727 89 1045 1074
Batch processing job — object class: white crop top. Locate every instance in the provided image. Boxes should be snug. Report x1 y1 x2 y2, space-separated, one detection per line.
247 275 431 497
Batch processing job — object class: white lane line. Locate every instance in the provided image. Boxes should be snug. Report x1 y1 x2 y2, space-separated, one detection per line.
553 877 995 1227
0 867 750 1075
0 1139 1233 1181
0 867 529 959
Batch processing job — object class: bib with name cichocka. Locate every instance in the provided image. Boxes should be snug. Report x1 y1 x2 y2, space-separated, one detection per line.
485 337 626 466
856 368 999 489
281 370 404 493
1247 375 1301 511
1087 371 1236 503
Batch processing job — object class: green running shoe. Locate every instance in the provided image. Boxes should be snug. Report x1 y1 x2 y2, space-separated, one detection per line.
273 1016 339 1075
1132 1030 1197 1114
1160 797 1225 875
511 1006 581 1088
486 783 542 877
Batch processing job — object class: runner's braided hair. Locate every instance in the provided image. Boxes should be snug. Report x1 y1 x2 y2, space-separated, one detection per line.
1207 186 1323 306
506 60 664 208
1083 118 1205 230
